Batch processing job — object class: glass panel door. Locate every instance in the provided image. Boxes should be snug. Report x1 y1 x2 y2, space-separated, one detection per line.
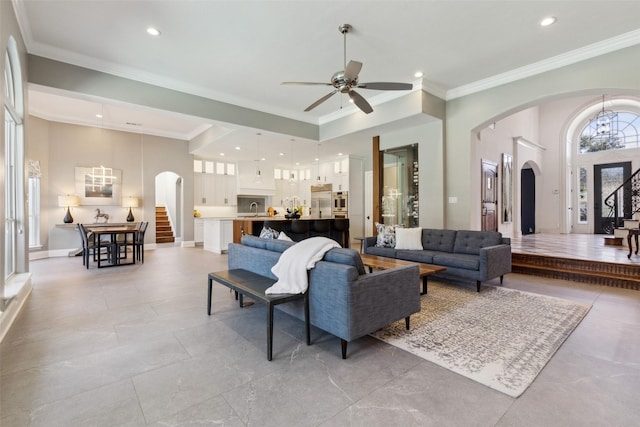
593 162 631 234
381 145 418 227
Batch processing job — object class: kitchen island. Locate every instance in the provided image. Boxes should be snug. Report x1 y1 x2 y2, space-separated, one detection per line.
233 217 349 247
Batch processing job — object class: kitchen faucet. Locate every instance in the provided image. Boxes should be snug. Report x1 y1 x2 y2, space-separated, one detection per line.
250 201 258 216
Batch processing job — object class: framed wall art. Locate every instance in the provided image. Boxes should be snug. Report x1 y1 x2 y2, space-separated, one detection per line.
75 166 122 206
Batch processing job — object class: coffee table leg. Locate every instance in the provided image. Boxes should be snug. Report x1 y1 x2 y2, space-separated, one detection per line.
421 276 428 295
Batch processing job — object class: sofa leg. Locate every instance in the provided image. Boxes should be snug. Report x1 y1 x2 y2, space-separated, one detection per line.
405 316 410 330
476 281 481 292
341 339 348 359
500 275 504 284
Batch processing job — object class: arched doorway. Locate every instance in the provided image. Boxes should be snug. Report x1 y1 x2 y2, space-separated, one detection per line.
566 97 640 234
155 171 184 244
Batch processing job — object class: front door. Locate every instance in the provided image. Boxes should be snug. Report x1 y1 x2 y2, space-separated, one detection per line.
593 161 631 234
481 159 498 232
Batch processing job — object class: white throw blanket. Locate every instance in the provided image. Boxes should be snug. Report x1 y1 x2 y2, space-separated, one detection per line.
266 237 340 294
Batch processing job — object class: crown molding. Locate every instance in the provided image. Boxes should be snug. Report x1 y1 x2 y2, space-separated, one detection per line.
447 29 640 101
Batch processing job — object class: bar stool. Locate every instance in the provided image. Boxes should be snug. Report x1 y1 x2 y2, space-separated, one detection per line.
289 219 310 241
332 218 350 248
312 220 331 238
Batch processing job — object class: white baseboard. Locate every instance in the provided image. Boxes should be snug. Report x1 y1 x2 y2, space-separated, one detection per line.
181 241 196 248
0 273 32 343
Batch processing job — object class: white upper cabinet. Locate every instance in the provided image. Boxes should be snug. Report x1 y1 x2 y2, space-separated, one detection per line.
236 160 275 195
194 159 237 205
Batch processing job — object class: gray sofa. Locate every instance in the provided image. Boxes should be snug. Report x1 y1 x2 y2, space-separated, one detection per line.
364 229 511 292
228 235 421 359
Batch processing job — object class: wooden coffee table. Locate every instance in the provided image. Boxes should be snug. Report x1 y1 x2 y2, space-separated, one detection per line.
359 253 446 295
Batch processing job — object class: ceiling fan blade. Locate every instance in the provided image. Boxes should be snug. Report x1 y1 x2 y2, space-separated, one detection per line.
344 60 363 81
348 89 373 114
304 90 338 111
282 82 332 86
357 82 413 91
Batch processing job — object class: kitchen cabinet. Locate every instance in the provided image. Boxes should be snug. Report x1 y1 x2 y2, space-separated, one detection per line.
203 219 234 254
193 163 237 206
236 160 276 195
194 218 204 244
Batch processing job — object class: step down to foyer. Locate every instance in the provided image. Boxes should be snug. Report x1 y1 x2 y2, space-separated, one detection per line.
512 253 640 291
155 206 175 244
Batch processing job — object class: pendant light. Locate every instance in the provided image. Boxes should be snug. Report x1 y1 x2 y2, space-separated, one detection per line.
254 133 263 184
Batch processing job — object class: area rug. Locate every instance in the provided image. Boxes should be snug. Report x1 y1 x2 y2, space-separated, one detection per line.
371 282 591 397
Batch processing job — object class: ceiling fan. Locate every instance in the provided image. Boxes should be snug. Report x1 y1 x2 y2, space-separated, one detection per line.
282 24 413 114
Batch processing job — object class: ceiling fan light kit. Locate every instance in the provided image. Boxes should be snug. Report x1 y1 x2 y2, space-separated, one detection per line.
282 24 412 114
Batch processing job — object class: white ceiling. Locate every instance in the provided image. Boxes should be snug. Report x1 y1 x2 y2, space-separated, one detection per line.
14 0 640 163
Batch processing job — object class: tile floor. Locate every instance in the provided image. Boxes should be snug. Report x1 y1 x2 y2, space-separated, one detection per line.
511 233 640 265
1 244 639 426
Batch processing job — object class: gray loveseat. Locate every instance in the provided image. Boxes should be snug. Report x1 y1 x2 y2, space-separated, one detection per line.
227 235 421 359
364 229 511 292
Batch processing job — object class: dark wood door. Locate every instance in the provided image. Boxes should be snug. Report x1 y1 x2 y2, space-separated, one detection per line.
481 160 498 232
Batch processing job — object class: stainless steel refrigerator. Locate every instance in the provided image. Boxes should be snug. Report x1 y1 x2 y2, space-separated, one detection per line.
310 184 332 218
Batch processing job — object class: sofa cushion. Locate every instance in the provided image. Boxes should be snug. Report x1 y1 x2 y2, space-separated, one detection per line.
259 226 279 239
395 227 423 250
395 250 434 264
277 231 293 241
323 248 366 275
453 230 503 255
421 229 457 253
241 234 268 249
433 252 480 270
264 238 296 253
365 246 397 258
375 222 397 248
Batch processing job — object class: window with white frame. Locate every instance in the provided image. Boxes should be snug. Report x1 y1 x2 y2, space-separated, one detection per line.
580 111 640 153
28 160 42 248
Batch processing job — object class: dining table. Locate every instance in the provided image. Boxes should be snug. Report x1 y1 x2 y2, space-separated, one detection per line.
85 225 139 268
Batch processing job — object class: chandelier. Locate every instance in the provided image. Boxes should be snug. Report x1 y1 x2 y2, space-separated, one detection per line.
591 95 618 140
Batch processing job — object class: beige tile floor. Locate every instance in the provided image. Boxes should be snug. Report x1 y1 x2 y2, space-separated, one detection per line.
1 244 639 426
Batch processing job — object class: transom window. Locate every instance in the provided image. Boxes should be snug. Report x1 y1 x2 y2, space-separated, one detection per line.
580 111 640 153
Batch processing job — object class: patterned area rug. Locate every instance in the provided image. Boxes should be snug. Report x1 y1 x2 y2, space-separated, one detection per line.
371 282 591 398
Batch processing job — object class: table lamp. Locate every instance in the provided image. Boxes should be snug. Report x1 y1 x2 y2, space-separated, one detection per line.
58 195 80 224
123 197 139 222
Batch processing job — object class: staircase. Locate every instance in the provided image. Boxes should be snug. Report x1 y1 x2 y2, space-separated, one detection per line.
602 167 640 247
155 206 175 244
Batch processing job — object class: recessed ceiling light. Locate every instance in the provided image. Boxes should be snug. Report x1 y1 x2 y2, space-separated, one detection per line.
338 152 343 156
279 152 284 156
95 114 102 118
235 146 240 150
147 27 161 36
540 16 557 27
219 153 225 156
414 71 424 78
261 157 266 161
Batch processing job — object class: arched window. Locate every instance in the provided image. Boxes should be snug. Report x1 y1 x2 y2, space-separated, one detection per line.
4 37 24 281
579 111 640 153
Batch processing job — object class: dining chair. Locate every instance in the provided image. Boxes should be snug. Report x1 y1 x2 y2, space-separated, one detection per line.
78 223 113 268
134 221 148 263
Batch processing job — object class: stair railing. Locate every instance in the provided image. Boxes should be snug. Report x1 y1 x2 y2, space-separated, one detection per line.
602 168 640 234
